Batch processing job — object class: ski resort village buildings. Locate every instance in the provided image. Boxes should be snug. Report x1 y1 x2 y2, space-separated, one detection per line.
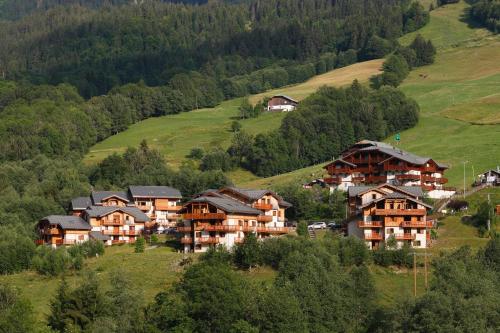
347 184 434 249
178 187 292 253
37 186 182 247
324 140 455 199
267 95 298 112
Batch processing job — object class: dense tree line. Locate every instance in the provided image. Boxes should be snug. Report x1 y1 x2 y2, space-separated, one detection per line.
0 0 428 97
227 81 419 177
469 0 500 33
12 235 495 332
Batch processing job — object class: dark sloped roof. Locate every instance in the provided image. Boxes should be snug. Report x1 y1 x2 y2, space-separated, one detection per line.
188 197 262 215
41 215 91 230
220 187 292 208
129 185 182 199
348 184 423 198
71 196 92 210
272 94 298 103
85 206 150 222
91 191 130 204
89 231 110 241
481 169 500 177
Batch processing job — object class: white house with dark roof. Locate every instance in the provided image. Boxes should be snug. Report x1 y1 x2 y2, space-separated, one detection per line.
267 95 298 112
478 168 500 186
179 187 292 253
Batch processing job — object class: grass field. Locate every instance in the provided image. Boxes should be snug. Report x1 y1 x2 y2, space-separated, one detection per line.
84 60 383 168
242 1 500 190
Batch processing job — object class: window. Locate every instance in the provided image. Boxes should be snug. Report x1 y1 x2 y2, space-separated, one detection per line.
220 233 226 238
404 216 411 221
273 211 277 216
413 240 421 247
372 194 377 200
387 228 394 234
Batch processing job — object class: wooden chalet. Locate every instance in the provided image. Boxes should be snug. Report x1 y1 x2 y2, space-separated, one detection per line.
346 184 434 249
37 216 91 247
179 187 292 253
267 95 298 112
324 140 454 199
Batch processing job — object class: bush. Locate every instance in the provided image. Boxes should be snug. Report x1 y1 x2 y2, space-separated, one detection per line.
135 237 145 253
187 147 204 160
31 246 72 276
234 233 261 269
150 234 158 244
0 229 36 275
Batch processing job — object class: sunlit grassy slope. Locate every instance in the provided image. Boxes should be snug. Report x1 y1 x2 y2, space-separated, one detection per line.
243 1 500 189
84 60 383 167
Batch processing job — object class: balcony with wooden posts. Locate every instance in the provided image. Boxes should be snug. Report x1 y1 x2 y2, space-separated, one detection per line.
157 204 183 211
375 209 426 216
177 226 192 232
364 232 383 240
401 220 434 228
111 240 126 245
394 233 415 240
184 212 226 220
102 230 123 236
102 219 123 226
35 239 45 245
383 164 413 172
351 176 365 183
196 237 220 244
357 221 383 228
194 224 240 232
256 227 289 234
43 228 60 235
257 215 273 222
124 230 140 236
253 203 273 210
137 204 152 211
395 174 420 181
365 175 387 183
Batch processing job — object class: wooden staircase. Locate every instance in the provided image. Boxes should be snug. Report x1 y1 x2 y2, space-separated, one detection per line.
308 228 316 239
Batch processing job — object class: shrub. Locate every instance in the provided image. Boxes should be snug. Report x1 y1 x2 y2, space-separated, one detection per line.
135 237 145 253
150 234 158 244
31 247 72 276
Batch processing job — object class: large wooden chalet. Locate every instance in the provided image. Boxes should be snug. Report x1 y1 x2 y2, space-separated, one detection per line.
179 187 292 253
324 140 454 199
347 184 434 249
37 185 182 247
267 95 298 112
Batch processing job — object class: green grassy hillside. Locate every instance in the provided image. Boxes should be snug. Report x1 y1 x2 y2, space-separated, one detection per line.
243 1 500 189
84 60 383 168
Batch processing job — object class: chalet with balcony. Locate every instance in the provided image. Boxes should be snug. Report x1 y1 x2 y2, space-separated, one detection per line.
267 95 298 112
478 168 500 186
346 184 433 250
323 140 454 199
179 187 292 253
37 216 91 248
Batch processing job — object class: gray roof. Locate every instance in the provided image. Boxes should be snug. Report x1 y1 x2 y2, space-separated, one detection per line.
41 215 91 230
188 196 262 215
221 187 292 208
348 184 423 198
89 231 110 241
85 206 150 222
272 94 298 103
91 191 131 204
71 196 92 210
129 186 182 199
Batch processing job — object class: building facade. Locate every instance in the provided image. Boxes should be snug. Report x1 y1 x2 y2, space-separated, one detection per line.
324 140 455 199
267 95 298 112
179 187 292 253
37 185 181 247
477 168 500 186
346 184 434 249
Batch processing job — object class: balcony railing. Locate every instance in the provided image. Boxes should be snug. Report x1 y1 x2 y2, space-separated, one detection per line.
328 167 354 174
180 237 193 244
324 177 341 184
375 209 426 216
102 220 123 226
357 221 383 228
364 232 383 240
102 230 123 236
137 205 152 211
111 240 126 244
257 215 273 222
157 205 183 211
196 224 241 232
256 227 289 234
365 175 387 183
183 213 226 220
35 239 45 245
394 233 415 240
253 203 273 210
401 220 434 228
177 226 192 232
196 237 220 244
395 174 420 180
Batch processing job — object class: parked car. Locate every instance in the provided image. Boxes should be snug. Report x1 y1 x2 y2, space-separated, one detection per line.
328 222 341 229
308 222 327 230
163 227 176 235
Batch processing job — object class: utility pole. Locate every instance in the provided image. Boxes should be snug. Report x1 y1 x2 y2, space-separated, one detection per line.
463 161 469 198
487 193 491 232
413 252 417 298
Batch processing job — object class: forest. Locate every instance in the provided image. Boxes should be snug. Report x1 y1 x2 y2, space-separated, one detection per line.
469 0 500 33
3 234 499 332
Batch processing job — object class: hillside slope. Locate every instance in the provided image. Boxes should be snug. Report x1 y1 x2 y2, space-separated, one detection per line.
84 59 383 167
243 1 500 189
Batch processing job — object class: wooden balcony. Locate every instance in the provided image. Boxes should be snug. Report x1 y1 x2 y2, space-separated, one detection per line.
357 221 383 228
43 228 60 235
395 174 420 181
253 203 273 210
183 213 226 220
324 177 341 184
351 176 365 183
195 224 240 232
157 205 182 211
383 165 413 172
180 237 193 244
196 237 220 244
257 215 273 222
124 230 140 236
364 232 383 240
256 227 289 234
365 175 387 183
35 239 45 245
102 220 123 226
375 209 426 216
394 233 415 240
111 240 126 245
102 230 123 236
177 226 192 232
401 220 434 228
137 205 152 211
328 168 354 174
